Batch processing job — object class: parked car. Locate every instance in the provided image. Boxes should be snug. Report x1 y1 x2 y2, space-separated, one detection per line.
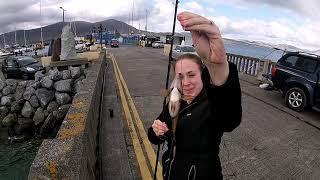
111 39 119 47
172 45 197 60
2 56 44 79
271 51 320 111
152 41 164 48
75 43 87 52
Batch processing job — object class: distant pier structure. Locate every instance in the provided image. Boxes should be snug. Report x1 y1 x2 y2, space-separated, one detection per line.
92 31 139 45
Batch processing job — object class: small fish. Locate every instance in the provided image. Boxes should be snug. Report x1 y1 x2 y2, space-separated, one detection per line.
168 76 182 118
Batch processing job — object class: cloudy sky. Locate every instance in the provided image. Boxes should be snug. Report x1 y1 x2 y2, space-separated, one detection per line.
0 0 319 50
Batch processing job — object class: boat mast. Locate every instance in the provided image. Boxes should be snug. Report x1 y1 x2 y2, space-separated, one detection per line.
24 29 27 47
40 0 44 46
145 9 148 32
74 21 77 37
14 27 17 45
3 34 5 47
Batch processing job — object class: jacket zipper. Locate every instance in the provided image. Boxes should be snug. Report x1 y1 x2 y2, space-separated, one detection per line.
178 101 199 116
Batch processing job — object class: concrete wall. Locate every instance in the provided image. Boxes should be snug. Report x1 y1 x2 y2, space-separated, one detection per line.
28 50 106 180
41 51 101 67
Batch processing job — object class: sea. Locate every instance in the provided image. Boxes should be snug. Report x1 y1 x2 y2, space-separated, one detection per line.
0 137 42 180
223 39 284 62
0 39 285 179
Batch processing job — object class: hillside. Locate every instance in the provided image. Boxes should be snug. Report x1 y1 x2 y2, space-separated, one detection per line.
0 19 139 47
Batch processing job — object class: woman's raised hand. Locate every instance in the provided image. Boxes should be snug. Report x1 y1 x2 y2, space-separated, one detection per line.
177 11 229 86
177 11 227 65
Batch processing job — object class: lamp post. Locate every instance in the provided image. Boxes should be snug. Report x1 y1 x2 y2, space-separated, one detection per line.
98 24 103 48
59 7 66 24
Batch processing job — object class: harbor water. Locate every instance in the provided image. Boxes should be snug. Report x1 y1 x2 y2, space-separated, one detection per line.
0 138 42 179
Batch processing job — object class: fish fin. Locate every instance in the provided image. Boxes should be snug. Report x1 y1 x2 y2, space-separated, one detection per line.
181 95 188 101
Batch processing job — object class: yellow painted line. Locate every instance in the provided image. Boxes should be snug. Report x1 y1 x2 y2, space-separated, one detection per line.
113 55 163 180
111 56 152 180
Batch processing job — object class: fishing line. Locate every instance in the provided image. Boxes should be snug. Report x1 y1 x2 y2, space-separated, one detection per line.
154 0 179 179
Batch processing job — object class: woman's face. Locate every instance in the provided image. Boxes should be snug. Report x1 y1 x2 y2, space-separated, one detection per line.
175 59 203 101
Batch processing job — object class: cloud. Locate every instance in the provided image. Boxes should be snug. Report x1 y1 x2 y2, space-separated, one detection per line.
0 0 148 33
211 15 320 50
242 0 320 19
139 0 208 33
0 0 319 50
210 0 320 20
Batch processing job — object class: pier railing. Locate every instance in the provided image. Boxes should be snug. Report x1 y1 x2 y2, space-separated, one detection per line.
163 45 277 79
226 53 276 78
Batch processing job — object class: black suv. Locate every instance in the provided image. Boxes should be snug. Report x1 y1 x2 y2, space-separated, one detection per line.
272 52 320 111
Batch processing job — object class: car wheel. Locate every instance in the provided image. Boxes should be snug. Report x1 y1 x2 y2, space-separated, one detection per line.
285 87 307 112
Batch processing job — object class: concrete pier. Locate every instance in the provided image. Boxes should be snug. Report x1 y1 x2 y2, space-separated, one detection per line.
29 46 320 179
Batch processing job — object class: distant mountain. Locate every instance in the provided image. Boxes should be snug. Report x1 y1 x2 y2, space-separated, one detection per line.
0 19 140 48
273 44 301 52
310 50 320 55
3 19 319 54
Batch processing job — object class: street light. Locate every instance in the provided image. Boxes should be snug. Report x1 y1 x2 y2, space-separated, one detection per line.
98 24 103 48
59 7 66 24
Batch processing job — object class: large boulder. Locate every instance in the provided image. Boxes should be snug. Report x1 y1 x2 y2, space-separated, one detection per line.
10 100 24 113
40 113 56 135
54 79 73 92
43 110 49 117
0 106 9 116
0 80 6 90
29 81 41 89
1 96 14 106
36 88 55 108
62 70 71 80
60 25 77 60
14 86 25 101
2 86 16 95
18 81 28 88
48 69 62 81
35 71 45 81
23 87 36 101
55 92 71 105
21 101 35 118
46 101 59 113
33 107 45 125
27 80 35 87
5 79 18 89
40 76 53 89
29 95 39 108
53 104 71 122
70 66 81 79
74 80 83 93
2 113 18 126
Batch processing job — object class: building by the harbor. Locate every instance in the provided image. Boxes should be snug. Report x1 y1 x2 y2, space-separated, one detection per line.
92 31 139 45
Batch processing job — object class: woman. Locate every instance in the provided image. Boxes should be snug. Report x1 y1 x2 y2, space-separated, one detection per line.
148 12 242 179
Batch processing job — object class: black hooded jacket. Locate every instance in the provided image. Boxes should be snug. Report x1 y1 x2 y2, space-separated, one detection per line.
148 62 242 180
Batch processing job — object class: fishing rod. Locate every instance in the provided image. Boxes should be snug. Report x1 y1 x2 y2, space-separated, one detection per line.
153 0 179 179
